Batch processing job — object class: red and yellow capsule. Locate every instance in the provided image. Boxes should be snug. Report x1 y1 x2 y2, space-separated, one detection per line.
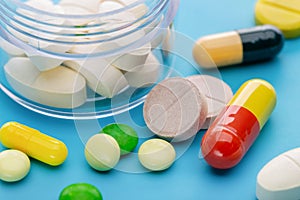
201 79 276 169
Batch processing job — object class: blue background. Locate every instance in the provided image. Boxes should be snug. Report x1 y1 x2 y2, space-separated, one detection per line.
1 0 300 199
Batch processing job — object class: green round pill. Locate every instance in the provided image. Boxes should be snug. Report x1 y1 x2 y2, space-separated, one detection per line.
59 183 103 200
101 124 138 155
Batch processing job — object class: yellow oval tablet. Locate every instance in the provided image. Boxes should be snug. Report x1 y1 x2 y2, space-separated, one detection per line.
255 0 300 38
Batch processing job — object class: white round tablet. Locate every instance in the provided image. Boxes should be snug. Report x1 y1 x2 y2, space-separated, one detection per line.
143 77 208 142
138 139 176 171
0 149 30 182
187 75 233 129
84 134 121 171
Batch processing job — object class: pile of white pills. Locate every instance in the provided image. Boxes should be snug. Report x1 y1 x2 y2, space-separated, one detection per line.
1 0 167 108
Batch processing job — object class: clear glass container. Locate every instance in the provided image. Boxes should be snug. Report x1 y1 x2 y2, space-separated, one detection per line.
0 0 179 119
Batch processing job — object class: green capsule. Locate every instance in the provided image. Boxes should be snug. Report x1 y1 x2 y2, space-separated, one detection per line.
101 124 138 155
59 183 103 200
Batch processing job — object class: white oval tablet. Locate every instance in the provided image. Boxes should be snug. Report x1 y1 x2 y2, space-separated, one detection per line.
123 52 160 88
60 4 95 26
68 38 101 55
98 1 124 13
85 134 120 171
257 148 300 200
26 55 65 72
143 77 208 142
0 37 25 57
60 0 100 13
64 58 128 98
138 139 176 171
26 36 72 71
4 57 87 108
118 1 148 19
112 43 151 71
187 75 233 129
0 149 30 182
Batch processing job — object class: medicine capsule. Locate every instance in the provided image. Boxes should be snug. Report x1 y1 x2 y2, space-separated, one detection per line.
201 79 276 169
0 122 68 166
193 25 284 68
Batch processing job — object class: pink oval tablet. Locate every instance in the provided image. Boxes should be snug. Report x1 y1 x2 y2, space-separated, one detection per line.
187 75 233 129
143 77 208 142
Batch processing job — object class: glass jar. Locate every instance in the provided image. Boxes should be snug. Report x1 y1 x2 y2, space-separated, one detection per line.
0 0 179 119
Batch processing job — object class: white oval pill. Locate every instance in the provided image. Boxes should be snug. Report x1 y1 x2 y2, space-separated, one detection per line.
60 0 100 13
123 52 160 88
68 38 101 55
85 134 120 171
143 77 208 142
98 1 123 13
138 139 176 171
26 55 65 72
0 149 30 182
4 57 87 108
0 37 25 57
257 148 300 200
115 1 148 19
64 58 128 98
112 43 151 71
60 4 95 26
187 75 233 129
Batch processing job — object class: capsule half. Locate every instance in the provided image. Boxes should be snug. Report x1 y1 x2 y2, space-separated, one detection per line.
193 25 284 68
0 122 68 166
201 79 276 169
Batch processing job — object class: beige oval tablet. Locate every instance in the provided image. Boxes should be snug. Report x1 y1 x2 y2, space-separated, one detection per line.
4 57 87 108
0 149 30 182
143 77 208 142
138 139 176 171
85 134 120 171
187 75 233 129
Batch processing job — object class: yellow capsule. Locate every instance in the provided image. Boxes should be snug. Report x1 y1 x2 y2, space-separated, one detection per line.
228 79 277 127
0 122 68 166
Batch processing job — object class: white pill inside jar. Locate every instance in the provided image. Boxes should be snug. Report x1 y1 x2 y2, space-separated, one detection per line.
0 37 25 57
26 36 71 71
112 42 151 72
123 52 160 88
64 58 129 98
4 57 87 108
59 4 97 26
60 0 101 13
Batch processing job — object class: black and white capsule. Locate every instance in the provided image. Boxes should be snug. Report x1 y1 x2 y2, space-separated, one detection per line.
193 25 284 68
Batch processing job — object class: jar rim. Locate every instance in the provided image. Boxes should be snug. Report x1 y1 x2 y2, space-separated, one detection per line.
1 0 179 59
3 0 163 18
